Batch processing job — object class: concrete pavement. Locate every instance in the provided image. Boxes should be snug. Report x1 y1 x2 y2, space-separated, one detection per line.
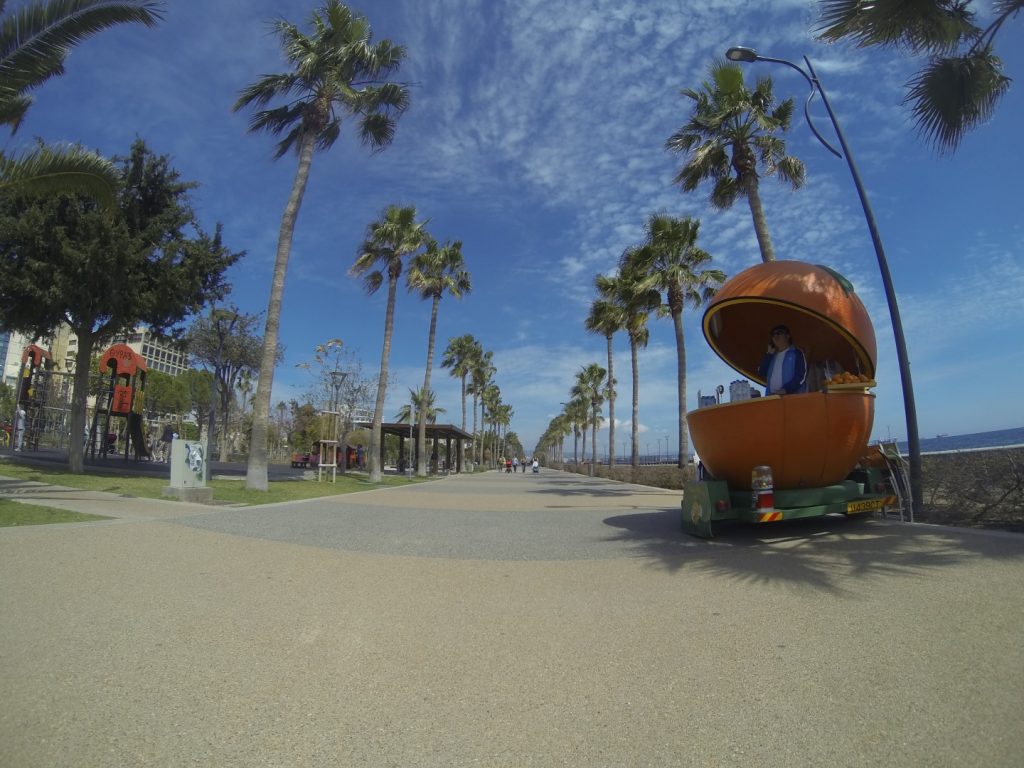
1 468 1023 767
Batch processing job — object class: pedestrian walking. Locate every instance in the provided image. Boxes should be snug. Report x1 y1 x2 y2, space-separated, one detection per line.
13 405 27 451
159 423 175 462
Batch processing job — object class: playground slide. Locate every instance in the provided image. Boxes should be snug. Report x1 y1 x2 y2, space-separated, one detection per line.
127 412 151 460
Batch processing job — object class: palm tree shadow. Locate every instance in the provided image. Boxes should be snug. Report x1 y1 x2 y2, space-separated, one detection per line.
602 510 1024 594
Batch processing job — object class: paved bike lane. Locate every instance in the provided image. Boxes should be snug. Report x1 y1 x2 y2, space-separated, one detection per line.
2 469 1022 767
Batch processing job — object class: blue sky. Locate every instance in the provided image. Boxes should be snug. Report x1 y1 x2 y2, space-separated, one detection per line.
16 0 1023 453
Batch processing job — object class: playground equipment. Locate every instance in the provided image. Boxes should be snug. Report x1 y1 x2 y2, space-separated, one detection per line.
15 344 53 451
682 261 895 538
91 343 151 460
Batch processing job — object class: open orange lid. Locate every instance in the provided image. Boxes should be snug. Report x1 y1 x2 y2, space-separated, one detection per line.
703 261 876 385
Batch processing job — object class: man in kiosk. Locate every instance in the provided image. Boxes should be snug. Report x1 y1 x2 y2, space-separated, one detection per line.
758 324 807 395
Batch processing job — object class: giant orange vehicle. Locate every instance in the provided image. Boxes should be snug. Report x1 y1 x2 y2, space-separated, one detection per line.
682 261 891 538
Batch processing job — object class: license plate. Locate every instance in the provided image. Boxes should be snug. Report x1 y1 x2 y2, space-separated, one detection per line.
846 498 885 514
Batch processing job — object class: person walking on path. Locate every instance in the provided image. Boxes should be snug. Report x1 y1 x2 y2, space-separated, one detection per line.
159 423 175 463
13 405 27 451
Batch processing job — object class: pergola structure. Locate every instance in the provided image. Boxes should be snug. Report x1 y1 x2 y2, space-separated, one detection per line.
356 422 473 474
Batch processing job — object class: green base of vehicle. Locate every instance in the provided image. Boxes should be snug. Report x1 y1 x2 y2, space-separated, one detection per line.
681 468 890 539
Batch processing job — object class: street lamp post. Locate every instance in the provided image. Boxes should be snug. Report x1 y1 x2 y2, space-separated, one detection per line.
725 46 921 521
329 370 348 471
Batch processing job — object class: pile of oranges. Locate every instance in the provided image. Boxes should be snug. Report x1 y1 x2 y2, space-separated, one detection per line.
825 372 873 385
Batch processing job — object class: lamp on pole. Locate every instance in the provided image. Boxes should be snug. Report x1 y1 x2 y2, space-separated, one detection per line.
725 45 921 521
329 370 348 470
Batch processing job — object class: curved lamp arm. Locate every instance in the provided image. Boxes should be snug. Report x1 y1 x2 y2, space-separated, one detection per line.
726 46 841 158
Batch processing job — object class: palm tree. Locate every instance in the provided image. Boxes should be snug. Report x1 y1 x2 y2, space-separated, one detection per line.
469 348 494 465
563 398 588 468
585 293 625 468
407 239 471 476
597 255 660 473
0 0 163 203
492 402 513 462
666 60 805 263
234 0 409 490
350 204 430 482
480 383 501 467
572 363 607 477
817 0 1020 153
393 387 445 424
441 333 480 432
632 213 724 468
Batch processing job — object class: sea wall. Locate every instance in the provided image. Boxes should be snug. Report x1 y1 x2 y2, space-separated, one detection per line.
558 446 1024 532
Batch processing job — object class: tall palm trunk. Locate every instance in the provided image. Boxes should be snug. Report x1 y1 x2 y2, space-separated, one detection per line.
745 179 775 262
672 307 688 468
479 400 485 465
460 373 467 431
369 272 400 482
246 132 315 490
605 333 615 468
471 392 478 464
417 294 440 476
629 334 640 475
590 408 598 477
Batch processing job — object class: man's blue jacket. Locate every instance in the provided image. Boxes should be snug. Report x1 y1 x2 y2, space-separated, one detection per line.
758 347 808 395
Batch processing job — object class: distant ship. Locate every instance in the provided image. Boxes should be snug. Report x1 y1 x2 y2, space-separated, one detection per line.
936 433 949 438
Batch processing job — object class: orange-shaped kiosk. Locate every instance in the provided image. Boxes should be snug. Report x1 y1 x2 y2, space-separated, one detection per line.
688 261 877 490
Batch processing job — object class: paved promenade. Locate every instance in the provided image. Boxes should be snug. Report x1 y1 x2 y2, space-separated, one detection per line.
1 469 1022 767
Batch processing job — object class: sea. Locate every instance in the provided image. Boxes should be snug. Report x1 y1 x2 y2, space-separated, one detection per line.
892 426 1024 456
614 426 1024 464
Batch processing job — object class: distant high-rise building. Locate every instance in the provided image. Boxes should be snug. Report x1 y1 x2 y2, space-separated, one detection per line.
119 327 189 377
729 379 756 402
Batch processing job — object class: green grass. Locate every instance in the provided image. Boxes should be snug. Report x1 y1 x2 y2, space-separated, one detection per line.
0 461 437 507
0 498 111 527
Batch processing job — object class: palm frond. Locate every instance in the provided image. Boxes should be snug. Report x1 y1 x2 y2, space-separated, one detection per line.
906 47 1010 153
710 176 739 209
0 90 30 130
816 0 976 53
232 73 299 112
0 0 163 95
0 141 116 206
358 111 395 149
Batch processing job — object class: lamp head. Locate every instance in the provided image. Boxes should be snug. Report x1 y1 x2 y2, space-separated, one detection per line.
725 46 758 63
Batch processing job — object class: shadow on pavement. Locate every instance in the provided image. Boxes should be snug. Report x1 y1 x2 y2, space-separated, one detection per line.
527 475 676 499
603 509 1024 594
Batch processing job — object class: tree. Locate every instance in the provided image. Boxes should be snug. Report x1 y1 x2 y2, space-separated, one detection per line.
0 139 240 472
143 369 189 422
296 338 375 469
185 306 266 461
468 349 495 465
0 0 163 202
666 61 805 263
480 383 501 466
393 387 445 424
585 293 624 468
562 398 588 468
406 239 471 476
492 402 513 462
234 0 409 490
349 204 429 482
631 214 724 467
596 256 659 473
179 367 214 437
817 0 1021 153
572 363 606 477
441 333 481 432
